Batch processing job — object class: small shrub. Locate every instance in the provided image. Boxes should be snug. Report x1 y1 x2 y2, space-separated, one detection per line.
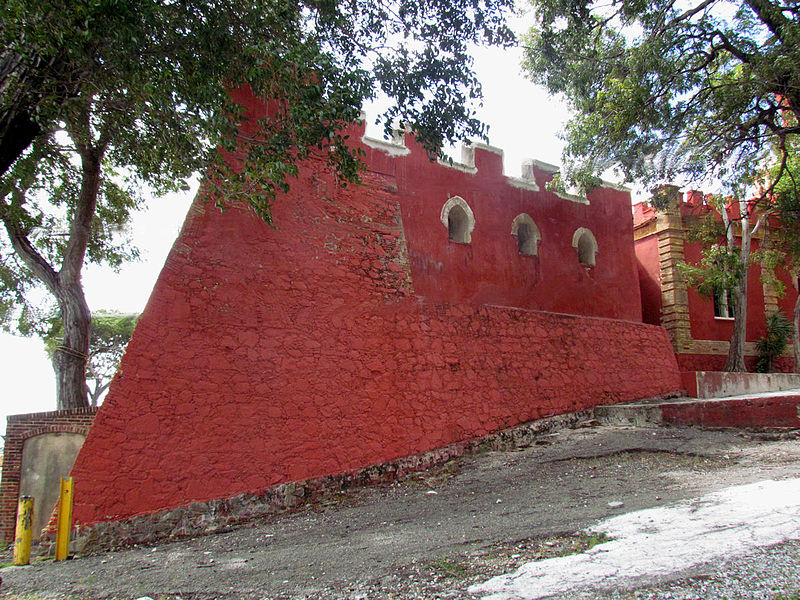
755 312 793 373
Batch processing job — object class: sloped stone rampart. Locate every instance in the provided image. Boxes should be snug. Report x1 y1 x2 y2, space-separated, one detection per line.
66 131 682 530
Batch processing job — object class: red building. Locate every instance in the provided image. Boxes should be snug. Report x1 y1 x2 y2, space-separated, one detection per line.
30 94 682 546
634 187 797 373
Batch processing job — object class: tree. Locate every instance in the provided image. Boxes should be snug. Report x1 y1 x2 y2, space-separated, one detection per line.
45 311 138 406
522 0 800 371
0 0 515 409
678 194 766 372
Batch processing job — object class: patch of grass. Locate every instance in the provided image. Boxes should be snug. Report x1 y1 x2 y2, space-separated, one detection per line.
433 556 471 579
556 532 611 557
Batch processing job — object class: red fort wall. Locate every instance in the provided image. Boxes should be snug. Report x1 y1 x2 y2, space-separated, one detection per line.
65 109 681 533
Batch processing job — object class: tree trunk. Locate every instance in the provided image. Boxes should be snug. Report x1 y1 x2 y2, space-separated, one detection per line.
52 283 91 410
50 125 104 410
723 200 750 372
794 293 800 373
724 274 748 372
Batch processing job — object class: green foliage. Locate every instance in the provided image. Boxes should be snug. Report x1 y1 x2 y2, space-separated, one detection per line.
679 204 750 304
685 213 726 247
678 242 745 300
769 128 800 270
0 131 143 335
521 0 800 192
0 0 515 335
752 243 788 299
2 0 515 207
755 311 793 373
44 310 138 404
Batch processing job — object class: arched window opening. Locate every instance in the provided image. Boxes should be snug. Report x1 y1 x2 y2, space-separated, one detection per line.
440 196 475 243
448 205 470 243
572 228 598 267
577 235 594 265
517 223 533 254
511 213 540 256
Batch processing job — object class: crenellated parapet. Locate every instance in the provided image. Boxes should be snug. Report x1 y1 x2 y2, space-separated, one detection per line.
355 114 633 207
345 113 643 320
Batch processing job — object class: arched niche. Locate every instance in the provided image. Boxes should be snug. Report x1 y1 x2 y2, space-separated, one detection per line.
511 213 541 256
440 196 475 243
572 227 598 266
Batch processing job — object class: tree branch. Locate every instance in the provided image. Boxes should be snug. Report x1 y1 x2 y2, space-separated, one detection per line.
61 118 107 283
674 0 717 24
743 0 793 44
0 190 61 294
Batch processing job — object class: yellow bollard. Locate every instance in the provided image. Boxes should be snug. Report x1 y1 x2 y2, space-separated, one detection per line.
13 495 34 566
55 477 74 561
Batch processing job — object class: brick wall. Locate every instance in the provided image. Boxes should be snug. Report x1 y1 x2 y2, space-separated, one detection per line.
0 408 97 543
66 141 682 527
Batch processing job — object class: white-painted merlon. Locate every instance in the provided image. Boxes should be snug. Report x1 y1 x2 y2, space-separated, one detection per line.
359 111 412 157
436 144 478 174
469 478 800 600
524 159 588 205
361 135 411 157
356 114 631 201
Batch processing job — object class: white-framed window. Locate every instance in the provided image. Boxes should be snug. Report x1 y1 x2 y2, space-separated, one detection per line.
511 213 541 256
572 227 598 266
440 196 475 243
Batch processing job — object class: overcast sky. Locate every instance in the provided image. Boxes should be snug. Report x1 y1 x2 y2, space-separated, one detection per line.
0 32 605 437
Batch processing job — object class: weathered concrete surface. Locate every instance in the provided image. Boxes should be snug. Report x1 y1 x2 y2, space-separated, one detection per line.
19 432 86 538
3 424 800 600
473 478 800 599
594 389 800 429
692 371 800 399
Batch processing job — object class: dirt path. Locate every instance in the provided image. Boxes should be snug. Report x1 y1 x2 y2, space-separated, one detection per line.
4 424 800 600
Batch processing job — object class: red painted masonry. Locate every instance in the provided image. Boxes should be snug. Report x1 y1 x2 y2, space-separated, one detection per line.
67 99 681 526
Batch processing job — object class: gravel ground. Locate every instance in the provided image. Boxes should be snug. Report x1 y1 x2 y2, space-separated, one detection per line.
3 424 800 600
561 539 800 600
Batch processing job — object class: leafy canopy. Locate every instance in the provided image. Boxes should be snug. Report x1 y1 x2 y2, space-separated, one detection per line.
0 0 515 335
522 0 800 193
2 0 515 200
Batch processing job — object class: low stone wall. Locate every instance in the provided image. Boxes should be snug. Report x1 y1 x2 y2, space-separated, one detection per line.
660 395 800 429
687 371 800 398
